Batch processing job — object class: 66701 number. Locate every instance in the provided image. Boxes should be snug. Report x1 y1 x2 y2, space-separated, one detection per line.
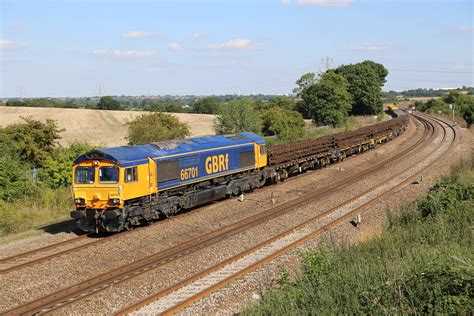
180 167 198 180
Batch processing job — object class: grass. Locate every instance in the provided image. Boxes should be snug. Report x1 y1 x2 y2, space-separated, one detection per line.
0 187 73 239
243 158 474 315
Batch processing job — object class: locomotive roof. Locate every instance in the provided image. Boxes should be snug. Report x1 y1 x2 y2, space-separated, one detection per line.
73 132 265 167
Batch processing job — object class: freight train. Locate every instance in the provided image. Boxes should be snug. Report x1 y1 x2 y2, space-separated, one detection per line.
70 114 409 233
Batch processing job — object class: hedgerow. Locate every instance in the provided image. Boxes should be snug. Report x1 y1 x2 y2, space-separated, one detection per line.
243 159 473 315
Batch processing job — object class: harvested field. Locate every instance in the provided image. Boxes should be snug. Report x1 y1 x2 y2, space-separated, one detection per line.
0 106 216 147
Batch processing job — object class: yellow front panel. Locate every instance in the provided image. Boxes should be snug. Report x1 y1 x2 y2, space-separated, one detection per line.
72 160 121 208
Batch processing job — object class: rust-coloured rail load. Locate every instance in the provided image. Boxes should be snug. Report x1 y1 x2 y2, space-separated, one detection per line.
267 115 409 177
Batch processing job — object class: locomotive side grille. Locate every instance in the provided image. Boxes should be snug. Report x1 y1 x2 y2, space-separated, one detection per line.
157 159 180 182
239 150 255 168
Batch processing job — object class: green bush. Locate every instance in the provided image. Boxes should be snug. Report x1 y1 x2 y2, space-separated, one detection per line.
0 119 90 236
262 107 305 141
192 96 220 114
0 153 37 202
126 112 190 145
1 116 63 167
214 99 263 134
265 96 297 111
38 142 95 189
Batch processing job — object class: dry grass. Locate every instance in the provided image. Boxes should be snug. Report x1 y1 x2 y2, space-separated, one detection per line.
0 106 216 147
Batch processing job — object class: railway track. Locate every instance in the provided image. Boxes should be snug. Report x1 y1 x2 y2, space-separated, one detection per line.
119 113 457 315
0 235 102 275
0 115 416 276
0 195 235 275
2 114 444 315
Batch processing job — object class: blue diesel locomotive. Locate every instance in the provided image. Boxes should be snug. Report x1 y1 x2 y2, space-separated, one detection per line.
71 132 267 232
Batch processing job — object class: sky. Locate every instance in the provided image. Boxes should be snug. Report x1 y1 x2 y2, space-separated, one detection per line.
1 0 473 98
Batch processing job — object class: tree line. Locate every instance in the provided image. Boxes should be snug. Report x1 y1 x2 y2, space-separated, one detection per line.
127 60 391 145
414 91 474 127
383 86 474 99
3 94 279 113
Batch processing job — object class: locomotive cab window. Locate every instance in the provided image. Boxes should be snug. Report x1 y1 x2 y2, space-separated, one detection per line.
260 145 266 155
75 166 95 184
99 166 119 183
125 167 138 183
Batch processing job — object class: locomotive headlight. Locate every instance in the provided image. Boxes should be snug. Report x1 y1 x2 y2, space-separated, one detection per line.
75 198 85 205
109 198 120 206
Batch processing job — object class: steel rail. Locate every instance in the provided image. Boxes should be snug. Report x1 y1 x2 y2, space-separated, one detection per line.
0 115 416 275
2 116 432 315
123 114 456 315
0 235 88 266
1 115 432 315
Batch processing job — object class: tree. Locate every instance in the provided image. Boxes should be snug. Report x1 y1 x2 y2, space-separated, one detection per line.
460 99 473 127
334 60 388 115
0 153 36 202
6 99 24 107
214 99 262 134
97 96 121 110
2 117 63 167
443 91 463 105
302 72 353 127
361 60 388 86
38 142 95 189
193 97 220 114
425 99 450 115
126 112 190 145
294 99 313 119
293 72 316 97
444 92 474 127
270 96 296 111
262 107 305 141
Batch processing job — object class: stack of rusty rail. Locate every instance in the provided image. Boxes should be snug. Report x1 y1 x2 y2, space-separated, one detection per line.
267 136 334 166
267 115 409 168
363 115 409 140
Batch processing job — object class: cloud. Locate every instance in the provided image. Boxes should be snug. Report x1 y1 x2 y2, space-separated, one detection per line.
168 43 183 51
344 43 387 51
281 0 291 4
93 49 157 57
209 38 252 49
454 25 473 33
297 0 354 6
121 31 153 38
191 32 209 40
0 39 20 49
